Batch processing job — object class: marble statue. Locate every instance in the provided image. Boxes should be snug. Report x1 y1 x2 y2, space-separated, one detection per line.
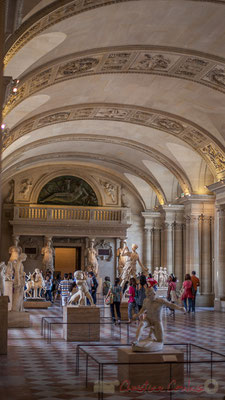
0 262 6 295
9 236 22 262
41 238 55 274
120 244 148 290
27 269 45 298
5 261 14 281
12 253 27 311
85 239 99 275
116 240 127 277
132 287 185 352
153 267 159 282
163 267 169 287
158 267 164 287
68 270 94 306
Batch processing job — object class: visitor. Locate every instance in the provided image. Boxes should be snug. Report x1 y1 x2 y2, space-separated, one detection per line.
147 273 158 291
88 271 98 304
181 274 193 313
102 276 111 299
106 278 122 324
58 273 71 306
191 271 200 312
167 275 177 315
54 273 61 301
45 275 53 302
136 275 147 311
126 277 138 323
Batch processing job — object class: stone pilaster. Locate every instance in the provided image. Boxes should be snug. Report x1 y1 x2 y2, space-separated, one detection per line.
174 222 183 288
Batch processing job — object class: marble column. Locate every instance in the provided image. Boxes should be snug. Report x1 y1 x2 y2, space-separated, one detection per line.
143 228 152 272
0 297 8 355
201 216 213 296
153 227 161 268
174 222 183 288
214 206 225 310
186 215 200 276
163 222 173 274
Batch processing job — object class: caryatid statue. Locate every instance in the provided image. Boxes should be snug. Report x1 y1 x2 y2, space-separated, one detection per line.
9 235 22 262
12 253 27 312
41 238 55 275
120 244 148 290
116 239 127 277
132 287 185 352
68 270 94 306
85 239 99 276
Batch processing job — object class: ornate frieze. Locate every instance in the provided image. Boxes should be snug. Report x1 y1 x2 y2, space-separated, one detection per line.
3 47 225 118
201 144 225 173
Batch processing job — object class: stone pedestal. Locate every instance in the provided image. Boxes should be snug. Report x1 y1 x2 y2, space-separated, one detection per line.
157 288 168 298
8 311 30 328
63 305 100 341
24 299 52 309
5 281 13 310
118 346 184 389
120 300 128 321
0 296 8 354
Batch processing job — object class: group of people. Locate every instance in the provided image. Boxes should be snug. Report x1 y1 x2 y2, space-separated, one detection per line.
103 270 200 323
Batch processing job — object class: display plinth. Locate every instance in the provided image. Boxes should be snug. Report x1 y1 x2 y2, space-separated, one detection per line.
157 288 168 297
118 346 184 389
4 281 13 310
120 300 128 321
0 297 8 354
8 311 30 328
63 305 100 341
24 299 52 309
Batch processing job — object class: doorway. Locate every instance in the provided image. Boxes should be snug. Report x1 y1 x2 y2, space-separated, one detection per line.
54 247 81 276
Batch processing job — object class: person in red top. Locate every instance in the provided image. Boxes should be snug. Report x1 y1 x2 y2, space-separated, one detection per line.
191 271 200 312
127 277 138 323
181 274 193 313
147 273 158 291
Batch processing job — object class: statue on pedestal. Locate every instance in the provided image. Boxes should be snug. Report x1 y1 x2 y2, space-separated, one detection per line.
132 287 185 352
85 239 99 276
163 267 169 287
25 269 45 298
68 270 94 306
0 262 6 295
41 238 55 275
117 240 127 277
9 236 22 262
120 244 148 290
153 267 159 282
12 253 27 311
5 261 14 281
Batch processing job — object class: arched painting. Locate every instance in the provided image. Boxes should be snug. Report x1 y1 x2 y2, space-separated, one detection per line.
38 176 98 206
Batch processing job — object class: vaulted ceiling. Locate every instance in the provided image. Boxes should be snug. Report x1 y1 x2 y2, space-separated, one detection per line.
2 0 225 208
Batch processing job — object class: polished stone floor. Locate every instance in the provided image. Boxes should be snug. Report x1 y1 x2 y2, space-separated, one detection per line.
0 301 225 400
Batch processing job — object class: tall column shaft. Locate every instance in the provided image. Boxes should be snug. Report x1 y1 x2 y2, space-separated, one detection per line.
201 216 213 295
163 223 173 274
215 207 225 302
143 228 152 272
153 228 161 268
174 223 183 288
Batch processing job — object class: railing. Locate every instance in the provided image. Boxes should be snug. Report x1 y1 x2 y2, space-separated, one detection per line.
13 205 131 224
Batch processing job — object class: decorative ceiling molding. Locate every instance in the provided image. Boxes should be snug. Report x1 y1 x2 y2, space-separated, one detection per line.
3 46 225 117
4 103 225 178
2 151 167 205
4 0 225 66
2 133 193 195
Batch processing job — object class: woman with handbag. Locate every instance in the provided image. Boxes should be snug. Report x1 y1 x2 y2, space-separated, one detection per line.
167 275 178 315
106 278 122 324
181 274 194 313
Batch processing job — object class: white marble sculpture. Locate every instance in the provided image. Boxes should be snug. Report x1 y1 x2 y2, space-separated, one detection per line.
5 261 14 281
25 269 45 298
0 262 6 295
120 244 148 290
85 239 99 276
132 287 185 352
9 236 22 262
117 239 127 277
68 270 94 306
163 267 169 287
41 238 55 274
12 253 27 311
158 267 164 287
153 267 159 282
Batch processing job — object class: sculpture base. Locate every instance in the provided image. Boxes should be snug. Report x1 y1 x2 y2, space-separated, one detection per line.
118 346 184 389
8 311 30 328
0 297 8 354
63 305 100 341
24 299 52 309
120 300 128 321
157 288 168 297
132 339 163 352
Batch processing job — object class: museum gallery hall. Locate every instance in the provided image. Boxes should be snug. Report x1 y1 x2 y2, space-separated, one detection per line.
1 1 225 399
